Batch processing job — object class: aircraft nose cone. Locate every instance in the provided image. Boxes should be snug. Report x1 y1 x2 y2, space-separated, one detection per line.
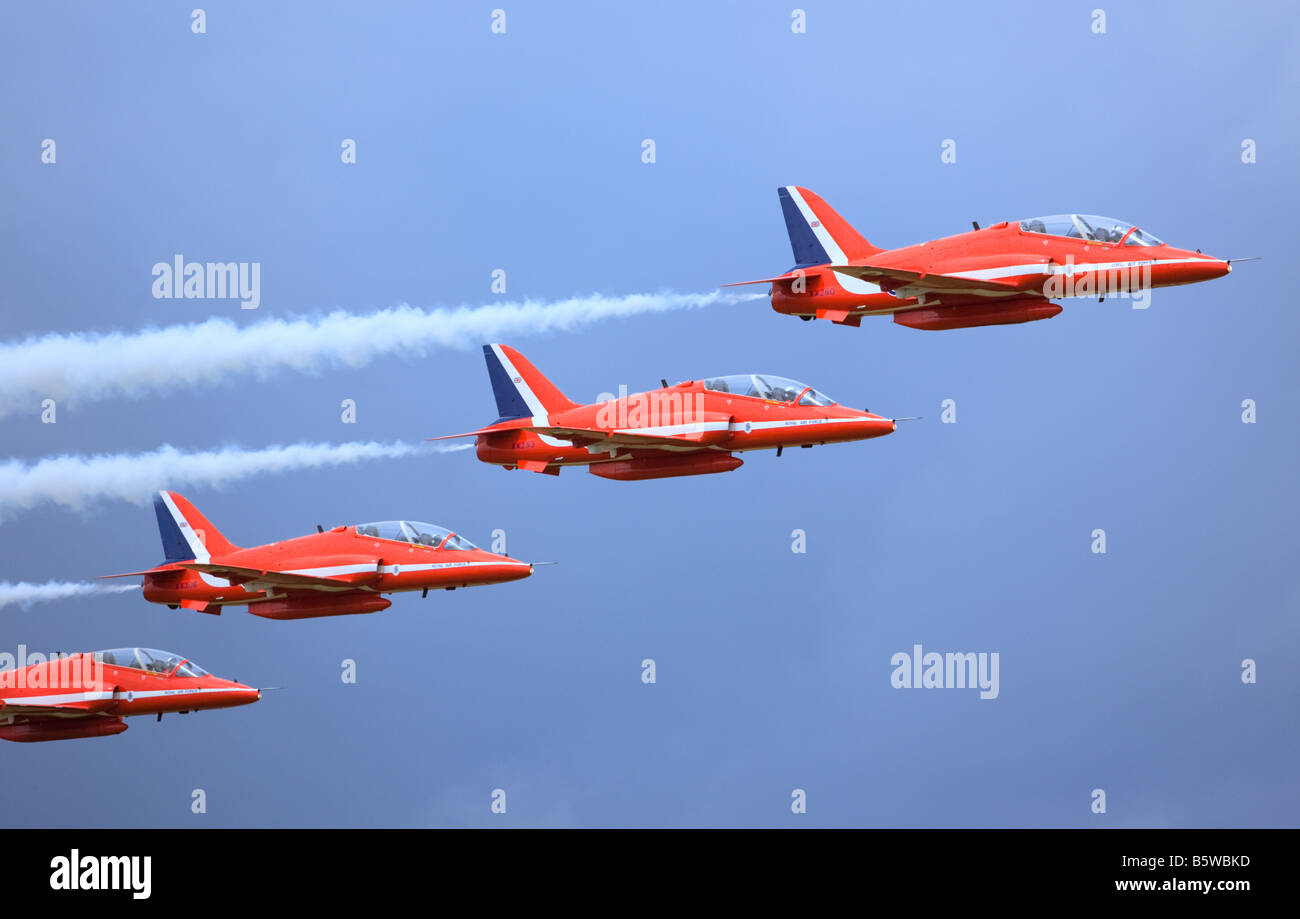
1203 258 1231 280
232 684 261 705
1180 255 1231 282
502 558 533 581
851 415 895 439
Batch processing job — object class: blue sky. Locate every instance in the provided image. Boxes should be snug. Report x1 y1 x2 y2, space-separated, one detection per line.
1 1 1297 826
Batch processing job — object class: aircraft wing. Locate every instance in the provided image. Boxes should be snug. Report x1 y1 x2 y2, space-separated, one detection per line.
179 563 379 591
830 264 1026 292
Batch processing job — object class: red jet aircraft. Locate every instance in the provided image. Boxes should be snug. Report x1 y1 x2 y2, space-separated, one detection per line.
435 344 898 480
726 186 1238 330
0 647 259 742
102 491 533 619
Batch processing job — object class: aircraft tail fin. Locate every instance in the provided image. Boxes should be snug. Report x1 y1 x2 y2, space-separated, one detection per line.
482 344 579 420
153 491 238 563
778 186 882 267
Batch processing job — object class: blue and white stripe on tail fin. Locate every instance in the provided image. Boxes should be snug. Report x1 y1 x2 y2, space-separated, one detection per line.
777 186 882 267
153 491 238 563
482 344 578 421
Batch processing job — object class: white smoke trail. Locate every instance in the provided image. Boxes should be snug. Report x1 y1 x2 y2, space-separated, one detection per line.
0 581 140 610
0 290 760 419
0 441 469 518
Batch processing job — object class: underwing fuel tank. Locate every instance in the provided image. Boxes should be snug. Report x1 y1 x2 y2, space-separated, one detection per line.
0 718 129 742
588 453 744 481
893 299 1063 331
249 595 393 620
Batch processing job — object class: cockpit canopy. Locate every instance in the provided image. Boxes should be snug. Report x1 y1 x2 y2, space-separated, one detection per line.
1019 214 1163 247
352 520 477 550
96 648 209 677
702 374 835 406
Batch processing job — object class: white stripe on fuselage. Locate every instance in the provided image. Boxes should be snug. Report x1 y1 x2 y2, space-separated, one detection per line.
950 256 1211 284
819 256 1216 313
732 416 870 433
570 415 872 455
555 415 877 464
284 560 529 578
831 271 884 296
617 416 868 437
3 686 245 707
216 560 529 599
